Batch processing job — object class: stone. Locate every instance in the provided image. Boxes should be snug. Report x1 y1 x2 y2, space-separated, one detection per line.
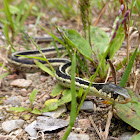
2 119 24 133
25 121 37 137
0 111 5 120
67 132 89 140
120 132 133 140
80 101 94 112
11 79 32 88
5 96 21 106
35 116 69 131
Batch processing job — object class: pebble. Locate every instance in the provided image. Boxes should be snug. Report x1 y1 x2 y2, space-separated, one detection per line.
80 101 94 112
25 121 37 137
67 132 89 140
42 105 67 118
78 119 91 130
5 96 21 106
51 17 58 23
0 111 5 120
19 88 28 96
35 116 69 131
2 119 24 133
26 73 40 81
120 132 133 140
11 79 32 88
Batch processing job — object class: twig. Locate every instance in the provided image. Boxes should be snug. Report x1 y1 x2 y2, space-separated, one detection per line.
104 109 113 140
94 0 110 26
105 66 110 83
107 59 117 85
89 115 103 140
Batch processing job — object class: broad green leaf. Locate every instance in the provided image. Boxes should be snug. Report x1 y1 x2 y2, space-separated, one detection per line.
115 91 140 131
31 108 42 115
120 48 138 87
58 89 78 106
29 89 38 105
34 60 54 77
58 89 72 105
50 84 63 97
9 5 19 14
22 114 31 120
64 29 92 61
90 26 109 54
130 133 140 140
43 99 58 112
9 107 26 112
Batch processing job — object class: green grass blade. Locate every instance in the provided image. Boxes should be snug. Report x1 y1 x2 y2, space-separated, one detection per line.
62 50 77 140
40 25 65 46
16 0 34 34
50 22 60 57
34 60 55 77
4 0 15 32
0 62 9 71
120 47 138 87
23 33 55 73
0 72 9 80
4 23 15 51
15 0 25 26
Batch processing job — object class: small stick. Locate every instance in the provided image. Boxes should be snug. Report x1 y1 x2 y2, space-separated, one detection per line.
104 109 113 140
89 115 103 140
107 59 117 85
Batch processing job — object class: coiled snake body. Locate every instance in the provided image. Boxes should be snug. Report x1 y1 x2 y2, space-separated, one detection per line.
8 37 131 104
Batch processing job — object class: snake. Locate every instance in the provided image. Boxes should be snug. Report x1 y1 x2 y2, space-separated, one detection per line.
8 36 131 104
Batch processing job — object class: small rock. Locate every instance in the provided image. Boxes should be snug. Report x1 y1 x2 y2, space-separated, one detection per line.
19 88 28 96
120 132 133 140
2 119 24 133
78 119 91 130
67 132 89 140
42 105 67 118
5 96 21 106
80 101 94 112
11 79 32 88
0 111 5 120
25 121 37 137
25 99 30 104
40 76 47 82
26 73 40 81
35 116 69 131
51 17 58 23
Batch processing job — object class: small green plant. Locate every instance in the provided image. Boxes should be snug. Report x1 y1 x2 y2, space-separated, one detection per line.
2 0 38 43
9 89 42 115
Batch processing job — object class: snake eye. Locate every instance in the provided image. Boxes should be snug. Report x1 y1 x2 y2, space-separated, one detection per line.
112 92 119 100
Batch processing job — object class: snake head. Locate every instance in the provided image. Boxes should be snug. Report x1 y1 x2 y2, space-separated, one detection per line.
101 83 131 104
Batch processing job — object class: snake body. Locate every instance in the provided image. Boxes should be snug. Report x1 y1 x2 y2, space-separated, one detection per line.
8 40 131 104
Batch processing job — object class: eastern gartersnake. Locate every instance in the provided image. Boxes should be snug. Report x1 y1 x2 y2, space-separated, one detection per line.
8 38 131 104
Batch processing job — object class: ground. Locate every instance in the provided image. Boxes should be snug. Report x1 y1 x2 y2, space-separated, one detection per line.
0 2 140 140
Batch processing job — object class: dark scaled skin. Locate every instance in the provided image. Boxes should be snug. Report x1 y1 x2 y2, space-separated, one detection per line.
101 83 131 103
